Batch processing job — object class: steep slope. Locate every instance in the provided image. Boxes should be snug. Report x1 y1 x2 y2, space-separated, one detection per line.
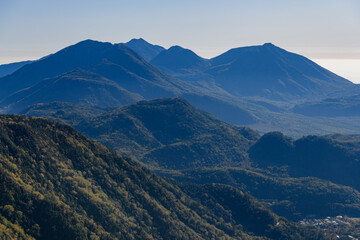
0 39 189 100
151 46 210 73
293 94 360 116
0 60 33 78
0 115 325 240
76 98 260 168
0 68 143 113
208 43 356 100
124 38 165 61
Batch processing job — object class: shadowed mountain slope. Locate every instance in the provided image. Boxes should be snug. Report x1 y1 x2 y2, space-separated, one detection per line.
0 68 143 113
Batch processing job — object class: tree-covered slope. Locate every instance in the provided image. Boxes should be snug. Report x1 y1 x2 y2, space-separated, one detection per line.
158 167 360 220
19 102 112 126
0 115 327 240
18 99 360 221
76 97 259 168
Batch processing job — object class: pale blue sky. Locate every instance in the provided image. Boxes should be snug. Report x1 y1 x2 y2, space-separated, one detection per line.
1 0 360 82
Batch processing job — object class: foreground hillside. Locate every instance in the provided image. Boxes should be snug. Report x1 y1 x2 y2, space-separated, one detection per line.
0 115 326 239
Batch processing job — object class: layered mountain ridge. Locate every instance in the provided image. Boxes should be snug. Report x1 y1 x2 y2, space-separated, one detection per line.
0 115 325 239
1 38 359 137
21 98 360 221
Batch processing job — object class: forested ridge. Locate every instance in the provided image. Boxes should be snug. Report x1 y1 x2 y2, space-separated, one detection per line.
0 115 327 239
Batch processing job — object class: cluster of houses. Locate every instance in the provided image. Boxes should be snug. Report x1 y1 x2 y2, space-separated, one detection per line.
299 216 360 240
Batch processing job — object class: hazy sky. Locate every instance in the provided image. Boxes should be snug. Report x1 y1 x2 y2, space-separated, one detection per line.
1 0 360 82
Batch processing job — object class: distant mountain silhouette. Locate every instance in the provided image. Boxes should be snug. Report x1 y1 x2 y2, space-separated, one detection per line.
151 45 210 73
208 43 356 100
0 68 143 112
2 39 360 136
151 42 356 101
0 39 189 100
0 60 33 77
124 38 165 61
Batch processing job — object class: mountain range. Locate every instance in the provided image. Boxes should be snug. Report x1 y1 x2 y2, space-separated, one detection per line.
0 40 193 102
150 42 356 101
1 38 359 137
1 37 360 238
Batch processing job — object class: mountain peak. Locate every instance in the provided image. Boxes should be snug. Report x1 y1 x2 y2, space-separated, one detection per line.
124 38 165 61
151 45 210 72
262 42 276 47
168 45 185 51
208 42 354 100
74 39 113 48
127 38 148 44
